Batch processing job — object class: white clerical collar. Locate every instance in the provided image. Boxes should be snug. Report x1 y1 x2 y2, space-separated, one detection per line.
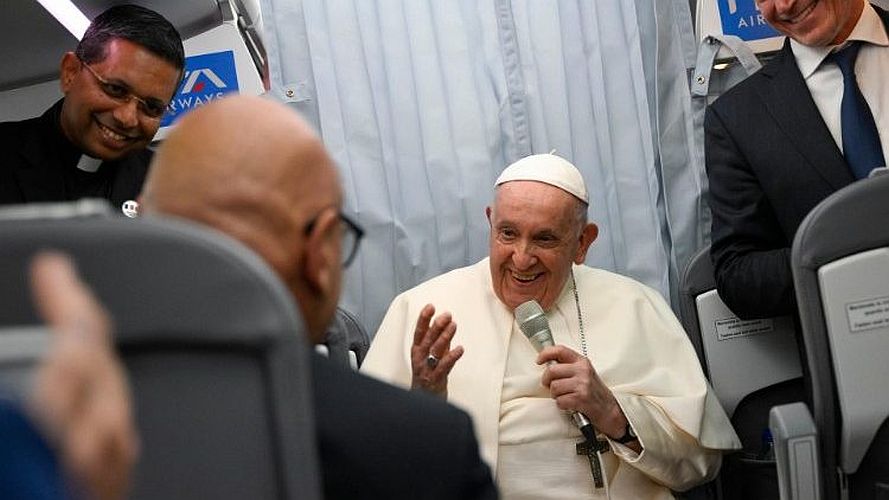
75 155 102 173
791 1 889 79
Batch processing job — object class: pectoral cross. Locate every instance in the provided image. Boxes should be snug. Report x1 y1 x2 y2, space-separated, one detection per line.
576 437 609 489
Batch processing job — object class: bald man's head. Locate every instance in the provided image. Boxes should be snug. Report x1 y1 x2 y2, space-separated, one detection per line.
142 95 343 341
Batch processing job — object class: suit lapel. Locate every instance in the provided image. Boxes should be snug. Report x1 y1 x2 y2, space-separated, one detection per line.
757 41 852 190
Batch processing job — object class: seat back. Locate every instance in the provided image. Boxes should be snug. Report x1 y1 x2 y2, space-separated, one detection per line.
0 206 320 500
680 246 801 417
792 174 889 499
681 246 805 500
321 307 370 370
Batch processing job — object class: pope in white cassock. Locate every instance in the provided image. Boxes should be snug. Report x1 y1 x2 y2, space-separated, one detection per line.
362 154 741 499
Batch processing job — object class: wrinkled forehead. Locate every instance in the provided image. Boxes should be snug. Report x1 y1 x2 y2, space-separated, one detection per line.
492 180 581 228
494 179 577 207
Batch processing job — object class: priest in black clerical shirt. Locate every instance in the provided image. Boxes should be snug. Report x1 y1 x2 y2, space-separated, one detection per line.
0 5 183 215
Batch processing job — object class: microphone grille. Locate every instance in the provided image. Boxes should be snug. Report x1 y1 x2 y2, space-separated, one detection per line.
514 300 547 340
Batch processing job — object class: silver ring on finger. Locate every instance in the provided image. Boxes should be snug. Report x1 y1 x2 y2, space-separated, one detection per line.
426 354 440 368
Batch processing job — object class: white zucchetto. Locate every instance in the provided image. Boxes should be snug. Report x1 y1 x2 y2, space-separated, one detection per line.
494 153 588 204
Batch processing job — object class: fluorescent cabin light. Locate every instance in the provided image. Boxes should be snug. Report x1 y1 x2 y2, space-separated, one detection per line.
37 0 90 40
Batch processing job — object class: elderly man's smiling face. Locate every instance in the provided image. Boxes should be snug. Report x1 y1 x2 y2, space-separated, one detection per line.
486 181 597 311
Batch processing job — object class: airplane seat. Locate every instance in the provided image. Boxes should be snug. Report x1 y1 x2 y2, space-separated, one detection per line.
776 173 889 499
0 200 320 500
321 307 370 370
679 245 804 500
0 198 113 221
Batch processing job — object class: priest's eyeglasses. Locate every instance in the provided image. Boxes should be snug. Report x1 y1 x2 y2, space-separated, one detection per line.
78 57 170 120
305 211 365 268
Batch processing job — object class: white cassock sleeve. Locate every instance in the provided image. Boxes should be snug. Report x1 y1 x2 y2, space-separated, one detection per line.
610 393 724 491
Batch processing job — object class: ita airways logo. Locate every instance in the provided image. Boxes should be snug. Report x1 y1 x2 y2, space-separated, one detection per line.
161 50 240 127
717 0 781 41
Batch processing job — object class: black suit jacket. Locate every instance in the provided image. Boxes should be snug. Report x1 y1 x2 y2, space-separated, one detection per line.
0 100 151 210
312 355 498 500
704 6 889 318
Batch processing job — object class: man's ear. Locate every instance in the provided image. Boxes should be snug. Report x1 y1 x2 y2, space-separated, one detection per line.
485 206 493 226
301 208 339 295
60 52 80 93
574 223 598 264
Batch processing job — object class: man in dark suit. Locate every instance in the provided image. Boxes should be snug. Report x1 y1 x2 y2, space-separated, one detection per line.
705 0 888 319
140 95 497 500
706 4 887 497
0 5 183 215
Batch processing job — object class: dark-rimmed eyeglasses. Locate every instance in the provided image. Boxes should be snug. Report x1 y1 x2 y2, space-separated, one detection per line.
305 211 365 268
78 56 169 120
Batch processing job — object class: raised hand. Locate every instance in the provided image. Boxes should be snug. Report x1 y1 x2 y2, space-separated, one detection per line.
27 252 139 500
410 304 464 398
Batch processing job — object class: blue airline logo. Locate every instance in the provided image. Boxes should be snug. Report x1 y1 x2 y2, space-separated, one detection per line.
161 50 240 127
717 0 781 41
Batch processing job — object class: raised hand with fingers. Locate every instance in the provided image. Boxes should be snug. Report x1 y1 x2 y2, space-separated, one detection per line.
27 252 139 500
410 304 464 398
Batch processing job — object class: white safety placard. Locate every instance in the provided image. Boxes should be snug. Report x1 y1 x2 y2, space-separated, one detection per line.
846 296 889 333
714 317 774 341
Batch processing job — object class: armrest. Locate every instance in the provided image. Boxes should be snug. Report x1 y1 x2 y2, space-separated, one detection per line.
769 403 821 500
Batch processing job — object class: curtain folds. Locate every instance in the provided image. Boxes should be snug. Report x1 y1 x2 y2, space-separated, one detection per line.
260 0 704 334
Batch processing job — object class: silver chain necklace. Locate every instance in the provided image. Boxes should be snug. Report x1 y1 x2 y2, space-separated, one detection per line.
571 269 588 358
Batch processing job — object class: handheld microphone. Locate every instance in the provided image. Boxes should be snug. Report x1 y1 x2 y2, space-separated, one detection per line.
514 300 596 442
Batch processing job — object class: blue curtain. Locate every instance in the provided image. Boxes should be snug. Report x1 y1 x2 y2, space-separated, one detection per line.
260 0 704 334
